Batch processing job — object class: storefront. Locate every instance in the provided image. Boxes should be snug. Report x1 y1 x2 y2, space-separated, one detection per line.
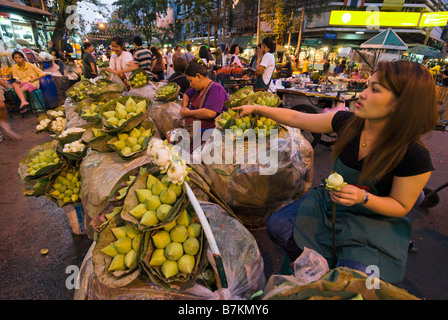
0 0 54 49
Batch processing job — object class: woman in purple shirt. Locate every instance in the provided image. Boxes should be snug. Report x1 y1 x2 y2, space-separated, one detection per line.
181 58 229 133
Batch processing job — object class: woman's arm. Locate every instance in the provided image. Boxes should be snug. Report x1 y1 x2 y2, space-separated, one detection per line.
181 107 217 119
233 105 336 134
330 172 431 217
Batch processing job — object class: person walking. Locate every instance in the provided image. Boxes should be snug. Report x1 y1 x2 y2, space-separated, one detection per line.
81 42 98 79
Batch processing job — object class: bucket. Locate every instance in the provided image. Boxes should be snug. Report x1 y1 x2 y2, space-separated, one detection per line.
63 203 87 235
39 75 59 109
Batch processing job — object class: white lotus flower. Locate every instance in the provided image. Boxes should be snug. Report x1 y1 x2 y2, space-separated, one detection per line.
153 147 172 173
166 160 190 185
147 138 165 158
59 127 85 139
63 139 85 153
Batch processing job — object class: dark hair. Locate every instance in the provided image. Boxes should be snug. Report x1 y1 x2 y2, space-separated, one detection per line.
82 42 92 51
133 36 143 46
186 43 192 52
185 57 209 77
262 37 276 52
230 44 239 55
50 48 61 58
173 57 188 73
199 46 209 61
174 44 182 51
12 51 25 60
111 37 124 48
150 47 162 59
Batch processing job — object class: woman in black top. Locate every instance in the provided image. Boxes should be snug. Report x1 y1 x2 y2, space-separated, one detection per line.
81 42 97 79
234 60 438 283
167 57 190 94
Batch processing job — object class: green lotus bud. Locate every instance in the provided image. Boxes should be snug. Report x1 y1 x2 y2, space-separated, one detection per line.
118 133 129 141
170 225 188 243
121 146 132 155
135 100 146 110
159 189 177 205
146 174 159 190
178 254 195 274
132 144 142 152
111 226 127 239
137 136 146 145
152 230 171 249
129 203 148 219
176 210 191 226
113 140 126 150
129 128 141 139
118 119 127 127
106 117 119 127
113 237 132 254
126 136 138 148
156 204 172 221
103 111 116 119
183 237 200 256
125 224 141 239
152 181 167 196
145 195 162 211
140 211 159 227
187 223 202 238
161 260 178 278
116 108 128 120
101 244 118 257
124 249 138 269
164 242 184 261
125 97 137 112
132 234 142 251
126 112 137 120
160 175 171 187
169 183 182 197
163 219 177 232
135 189 152 203
108 254 126 272
149 248 166 266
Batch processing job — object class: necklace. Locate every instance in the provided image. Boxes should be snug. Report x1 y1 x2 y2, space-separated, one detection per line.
361 130 373 148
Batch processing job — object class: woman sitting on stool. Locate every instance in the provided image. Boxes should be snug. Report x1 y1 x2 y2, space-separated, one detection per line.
11 51 46 113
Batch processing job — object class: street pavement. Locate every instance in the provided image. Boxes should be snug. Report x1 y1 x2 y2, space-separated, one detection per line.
0 112 447 300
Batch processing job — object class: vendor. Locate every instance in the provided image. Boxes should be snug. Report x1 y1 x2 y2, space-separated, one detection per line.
167 57 190 94
234 60 437 283
104 37 135 85
81 42 98 79
254 37 276 92
229 44 243 68
180 58 228 133
11 51 46 113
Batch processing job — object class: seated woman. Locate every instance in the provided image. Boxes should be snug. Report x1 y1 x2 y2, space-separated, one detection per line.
11 51 46 113
234 60 437 284
180 58 229 137
167 57 190 94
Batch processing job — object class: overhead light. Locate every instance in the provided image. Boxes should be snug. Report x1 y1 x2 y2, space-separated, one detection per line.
356 31 365 34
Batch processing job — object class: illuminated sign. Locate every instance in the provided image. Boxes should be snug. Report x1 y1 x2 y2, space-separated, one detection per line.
419 12 448 27
329 10 420 27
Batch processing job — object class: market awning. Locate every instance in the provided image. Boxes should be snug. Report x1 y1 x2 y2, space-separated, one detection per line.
405 44 440 58
229 36 253 48
360 28 408 50
0 0 54 20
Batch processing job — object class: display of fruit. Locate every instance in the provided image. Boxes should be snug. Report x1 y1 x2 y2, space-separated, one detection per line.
127 173 183 227
47 167 81 205
110 125 153 156
25 148 61 177
103 97 147 128
154 83 179 101
148 209 202 278
100 224 143 272
130 70 148 88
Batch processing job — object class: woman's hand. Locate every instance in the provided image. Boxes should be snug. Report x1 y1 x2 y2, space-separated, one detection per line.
232 105 257 118
329 185 366 206
180 107 191 118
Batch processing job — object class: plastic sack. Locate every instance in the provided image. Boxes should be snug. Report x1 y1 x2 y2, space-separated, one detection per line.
193 126 314 226
74 201 266 300
64 98 91 129
128 81 159 100
148 100 183 139
262 248 329 300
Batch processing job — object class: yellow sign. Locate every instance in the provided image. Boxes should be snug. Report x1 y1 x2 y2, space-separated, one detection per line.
419 12 448 27
329 11 420 27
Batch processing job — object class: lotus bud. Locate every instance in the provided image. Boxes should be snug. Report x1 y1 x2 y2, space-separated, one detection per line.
156 204 172 221
129 203 148 219
170 225 188 243
135 189 152 203
132 234 142 251
144 195 162 211
164 242 184 261
183 237 200 256
146 174 159 190
178 254 195 274
176 210 191 226
149 248 167 266
125 224 141 239
163 219 177 232
101 244 118 257
161 260 178 278
124 249 138 269
140 211 159 227
152 230 171 249
151 181 167 196
187 223 202 238
159 189 177 205
113 237 132 254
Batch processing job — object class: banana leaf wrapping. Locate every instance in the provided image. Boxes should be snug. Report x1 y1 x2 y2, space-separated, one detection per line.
66 79 93 102
22 177 51 197
148 100 183 139
74 201 266 300
128 68 149 89
74 97 93 115
264 267 420 300
79 150 152 221
92 214 145 288
81 127 115 153
45 166 81 207
101 96 153 133
223 86 254 109
53 128 87 146
196 126 314 226
18 140 66 181
154 82 180 102
56 139 88 161
140 204 208 290
106 120 156 160
86 81 125 101
108 165 149 205
120 169 189 232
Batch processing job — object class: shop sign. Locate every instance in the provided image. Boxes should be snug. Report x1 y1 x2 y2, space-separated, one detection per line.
0 12 10 18
329 10 420 27
419 12 448 27
304 39 323 46
324 33 337 39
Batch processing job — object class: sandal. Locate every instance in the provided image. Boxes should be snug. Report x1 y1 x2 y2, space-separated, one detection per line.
19 103 29 113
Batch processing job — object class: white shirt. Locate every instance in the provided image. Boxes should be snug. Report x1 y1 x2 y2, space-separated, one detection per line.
109 51 134 79
259 52 276 93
